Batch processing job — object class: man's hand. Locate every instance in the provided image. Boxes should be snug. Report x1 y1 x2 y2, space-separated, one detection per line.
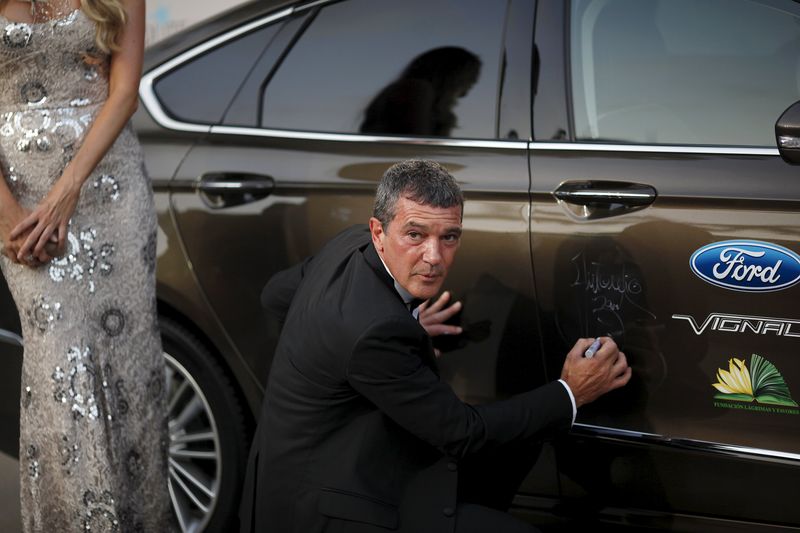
418 291 463 357
418 291 462 337
560 337 631 408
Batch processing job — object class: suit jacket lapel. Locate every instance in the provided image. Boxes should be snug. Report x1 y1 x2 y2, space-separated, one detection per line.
362 242 439 374
363 242 409 307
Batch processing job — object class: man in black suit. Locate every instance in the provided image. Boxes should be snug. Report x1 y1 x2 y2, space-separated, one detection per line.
240 160 631 533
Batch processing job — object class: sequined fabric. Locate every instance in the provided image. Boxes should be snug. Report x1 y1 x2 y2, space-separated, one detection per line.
0 8 173 532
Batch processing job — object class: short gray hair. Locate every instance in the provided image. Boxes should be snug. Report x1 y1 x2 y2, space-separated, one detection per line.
373 160 463 227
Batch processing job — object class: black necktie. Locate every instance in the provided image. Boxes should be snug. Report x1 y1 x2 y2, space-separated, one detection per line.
407 298 425 312
408 298 425 321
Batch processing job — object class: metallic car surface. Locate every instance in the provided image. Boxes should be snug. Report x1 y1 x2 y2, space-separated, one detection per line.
2 0 799 531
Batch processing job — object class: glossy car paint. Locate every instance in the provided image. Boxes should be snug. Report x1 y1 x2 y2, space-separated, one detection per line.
0 0 797 531
0 288 22 468
531 1 800 528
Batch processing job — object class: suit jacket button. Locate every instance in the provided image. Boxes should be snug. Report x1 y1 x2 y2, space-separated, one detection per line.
443 507 455 517
447 462 457 472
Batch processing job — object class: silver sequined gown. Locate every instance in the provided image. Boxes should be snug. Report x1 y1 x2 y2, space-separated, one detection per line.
0 9 173 532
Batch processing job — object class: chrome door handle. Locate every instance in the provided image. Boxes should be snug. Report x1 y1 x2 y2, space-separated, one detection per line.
776 100 800 165
198 172 275 194
552 180 657 219
197 172 275 208
553 181 657 206
0 328 23 347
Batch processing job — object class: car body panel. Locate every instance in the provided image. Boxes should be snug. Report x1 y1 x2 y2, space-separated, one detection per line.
529 148 800 525
144 0 800 529
169 137 541 401
2 0 798 530
530 0 800 527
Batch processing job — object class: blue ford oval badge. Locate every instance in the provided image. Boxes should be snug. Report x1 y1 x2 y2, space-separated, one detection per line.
690 240 800 292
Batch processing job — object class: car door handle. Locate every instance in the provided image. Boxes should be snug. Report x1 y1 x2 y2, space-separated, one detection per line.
0 328 23 347
552 181 657 219
553 181 657 206
197 172 275 208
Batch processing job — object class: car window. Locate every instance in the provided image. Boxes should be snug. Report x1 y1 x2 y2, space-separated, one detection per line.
153 22 282 125
569 0 800 146
223 14 311 127
258 0 507 139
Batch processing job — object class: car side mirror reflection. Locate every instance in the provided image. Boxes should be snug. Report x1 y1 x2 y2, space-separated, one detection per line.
776 101 800 165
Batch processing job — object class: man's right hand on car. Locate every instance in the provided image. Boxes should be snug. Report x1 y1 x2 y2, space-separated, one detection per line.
560 337 632 408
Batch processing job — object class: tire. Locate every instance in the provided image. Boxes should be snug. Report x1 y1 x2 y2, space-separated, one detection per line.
160 317 248 533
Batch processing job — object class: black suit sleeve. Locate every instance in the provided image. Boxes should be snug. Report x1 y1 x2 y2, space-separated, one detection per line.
260 256 313 325
346 316 573 459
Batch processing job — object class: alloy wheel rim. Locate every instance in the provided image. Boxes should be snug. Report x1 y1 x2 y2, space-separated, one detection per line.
165 352 222 533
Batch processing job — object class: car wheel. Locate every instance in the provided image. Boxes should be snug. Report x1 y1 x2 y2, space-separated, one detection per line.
160 317 248 533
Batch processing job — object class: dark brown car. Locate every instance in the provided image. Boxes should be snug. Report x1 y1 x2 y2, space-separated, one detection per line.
2 0 800 531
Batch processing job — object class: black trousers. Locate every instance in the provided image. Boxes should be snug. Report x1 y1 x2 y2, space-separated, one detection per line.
454 438 543 533
454 504 539 533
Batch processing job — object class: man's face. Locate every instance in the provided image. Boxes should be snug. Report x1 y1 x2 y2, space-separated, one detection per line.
370 196 462 300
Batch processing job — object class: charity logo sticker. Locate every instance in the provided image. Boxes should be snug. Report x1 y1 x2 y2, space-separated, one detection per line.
712 354 798 414
690 240 800 292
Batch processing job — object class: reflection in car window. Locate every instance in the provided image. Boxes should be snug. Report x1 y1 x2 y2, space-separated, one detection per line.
260 0 506 139
570 0 800 147
360 47 482 137
154 24 281 125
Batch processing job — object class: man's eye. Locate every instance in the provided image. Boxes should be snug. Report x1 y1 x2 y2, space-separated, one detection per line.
443 234 460 242
408 232 421 239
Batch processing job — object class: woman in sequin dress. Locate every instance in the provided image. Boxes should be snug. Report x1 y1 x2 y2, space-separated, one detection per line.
0 0 173 530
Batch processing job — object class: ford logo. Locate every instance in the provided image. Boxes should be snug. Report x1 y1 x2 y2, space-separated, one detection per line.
690 240 800 292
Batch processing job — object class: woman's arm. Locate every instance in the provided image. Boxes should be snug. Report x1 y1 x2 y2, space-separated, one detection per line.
11 0 146 261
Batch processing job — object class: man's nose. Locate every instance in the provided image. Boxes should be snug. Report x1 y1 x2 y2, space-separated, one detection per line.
422 238 442 265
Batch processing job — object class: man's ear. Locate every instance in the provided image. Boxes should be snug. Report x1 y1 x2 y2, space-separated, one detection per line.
369 217 385 252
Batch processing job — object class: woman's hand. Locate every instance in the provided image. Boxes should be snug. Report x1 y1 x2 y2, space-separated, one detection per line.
0 200 57 267
10 174 79 263
1 201 31 265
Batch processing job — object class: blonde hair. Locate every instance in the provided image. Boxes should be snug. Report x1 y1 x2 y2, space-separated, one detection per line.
0 0 127 53
81 0 128 53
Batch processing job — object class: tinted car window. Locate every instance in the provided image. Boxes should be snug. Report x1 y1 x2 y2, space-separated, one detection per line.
223 14 310 127
260 0 506 139
570 0 800 146
154 23 281 124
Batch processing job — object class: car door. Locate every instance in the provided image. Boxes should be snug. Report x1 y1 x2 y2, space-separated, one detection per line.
148 0 547 444
530 0 800 529
0 282 22 530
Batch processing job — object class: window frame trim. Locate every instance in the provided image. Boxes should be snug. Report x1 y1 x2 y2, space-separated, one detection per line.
139 7 295 134
139 2 781 156
531 141 778 156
